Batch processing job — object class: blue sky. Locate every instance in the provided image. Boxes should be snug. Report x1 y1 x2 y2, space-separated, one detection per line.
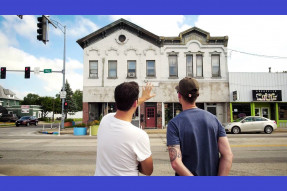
0 15 287 100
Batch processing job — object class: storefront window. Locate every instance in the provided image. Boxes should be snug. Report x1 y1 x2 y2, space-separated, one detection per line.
279 103 287 120
165 103 182 124
232 103 251 121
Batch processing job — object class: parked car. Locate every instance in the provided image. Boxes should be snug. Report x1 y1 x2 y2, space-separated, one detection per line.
0 114 18 122
15 116 39 127
224 116 277 134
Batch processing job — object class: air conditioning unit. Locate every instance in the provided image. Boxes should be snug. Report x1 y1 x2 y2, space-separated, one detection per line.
128 72 136 78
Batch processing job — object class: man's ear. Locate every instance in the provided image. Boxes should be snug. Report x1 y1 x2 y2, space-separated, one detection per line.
178 93 181 98
133 100 138 107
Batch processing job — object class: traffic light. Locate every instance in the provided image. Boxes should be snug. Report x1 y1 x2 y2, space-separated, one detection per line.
64 101 68 110
1 67 6 79
37 15 48 44
25 67 30 79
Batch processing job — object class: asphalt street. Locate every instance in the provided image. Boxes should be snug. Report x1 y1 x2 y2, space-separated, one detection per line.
0 126 286 176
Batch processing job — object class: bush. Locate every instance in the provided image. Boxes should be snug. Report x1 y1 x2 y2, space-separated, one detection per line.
87 120 100 126
39 117 50 122
64 118 74 123
74 123 86 127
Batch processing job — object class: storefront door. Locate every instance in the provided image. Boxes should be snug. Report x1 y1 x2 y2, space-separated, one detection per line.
261 107 270 119
146 107 156 128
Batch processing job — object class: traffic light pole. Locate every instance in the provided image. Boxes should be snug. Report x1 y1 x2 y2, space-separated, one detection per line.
45 16 66 129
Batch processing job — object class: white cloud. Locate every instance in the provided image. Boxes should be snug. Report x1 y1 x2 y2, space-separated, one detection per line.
51 16 99 39
109 15 191 36
0 31 83 97
195 15 287 72
2 15 37 43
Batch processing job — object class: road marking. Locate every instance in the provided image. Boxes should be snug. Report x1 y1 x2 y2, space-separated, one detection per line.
231 144 287 147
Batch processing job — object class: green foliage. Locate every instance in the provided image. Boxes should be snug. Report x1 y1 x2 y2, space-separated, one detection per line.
64 118 74 122
74 123 86 127
21 93 40 105
73 89 83 111
87 120 100 127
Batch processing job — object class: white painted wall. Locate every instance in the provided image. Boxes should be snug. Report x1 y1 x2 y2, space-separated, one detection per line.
83 29 229 103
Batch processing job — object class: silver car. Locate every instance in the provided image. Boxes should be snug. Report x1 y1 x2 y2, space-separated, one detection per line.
225 116 277 134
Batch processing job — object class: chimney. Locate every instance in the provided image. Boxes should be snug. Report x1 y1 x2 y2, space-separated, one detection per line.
268 67 271 73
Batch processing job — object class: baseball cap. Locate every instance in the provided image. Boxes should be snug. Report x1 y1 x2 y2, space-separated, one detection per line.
175 77 199 98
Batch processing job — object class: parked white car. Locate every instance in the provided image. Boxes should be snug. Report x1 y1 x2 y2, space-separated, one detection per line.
225 116 277 134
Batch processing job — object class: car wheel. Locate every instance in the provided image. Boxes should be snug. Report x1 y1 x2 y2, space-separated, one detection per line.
26 123 30 127
16 124 19 127
35 122 38 126
231 126 241 134
264 126 273 134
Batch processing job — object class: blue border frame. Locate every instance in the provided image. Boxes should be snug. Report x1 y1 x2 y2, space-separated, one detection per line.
1 0 287 14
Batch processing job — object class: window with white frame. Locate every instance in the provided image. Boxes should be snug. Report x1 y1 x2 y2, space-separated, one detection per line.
211 55 220 77
127 60 136 78
169 55 178 77
108 60 117 78
146 60 155 77
186 55 193 77
89 61 98 78
196 55 203 77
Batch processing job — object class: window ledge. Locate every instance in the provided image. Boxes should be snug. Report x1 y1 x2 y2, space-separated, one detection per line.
211 76 222 79
145 76 156 79
195 76 204 79
107 77 118 79
168 76 179 79
126 77 137 79
88 77 99 79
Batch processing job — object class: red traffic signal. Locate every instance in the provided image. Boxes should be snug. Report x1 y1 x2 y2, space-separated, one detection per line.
1 67 6 79
64 101 68 109
25 67 30 79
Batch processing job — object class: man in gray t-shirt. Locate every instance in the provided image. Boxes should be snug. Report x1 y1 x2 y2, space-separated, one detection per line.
167 77 233 176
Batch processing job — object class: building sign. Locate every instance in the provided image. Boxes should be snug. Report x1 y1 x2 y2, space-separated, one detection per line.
21 105 30 113
252 90 282 101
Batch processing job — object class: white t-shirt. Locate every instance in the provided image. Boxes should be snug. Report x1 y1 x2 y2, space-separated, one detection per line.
95 113 152 176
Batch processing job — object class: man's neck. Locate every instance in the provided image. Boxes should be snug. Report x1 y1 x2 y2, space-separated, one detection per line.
182 102 197 111
114 110 134 122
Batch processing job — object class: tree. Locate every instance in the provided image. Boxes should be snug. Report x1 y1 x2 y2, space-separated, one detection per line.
21 93 40 105
38 96 54 118
64 80 78 114
73 89 83 111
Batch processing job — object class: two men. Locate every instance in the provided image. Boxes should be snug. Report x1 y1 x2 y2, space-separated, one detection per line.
95 78 233 176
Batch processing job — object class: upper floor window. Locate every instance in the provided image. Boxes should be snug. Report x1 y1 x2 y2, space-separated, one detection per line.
186 55 193 77
146 60 155 77
89 61 98 78
196 55 203 77
127 60 136 78
169 55 178 77
211 55 220 77
108 60 117 78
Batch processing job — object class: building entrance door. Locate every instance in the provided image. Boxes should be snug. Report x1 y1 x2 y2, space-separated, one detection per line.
146 107 156 128
261 107 270 119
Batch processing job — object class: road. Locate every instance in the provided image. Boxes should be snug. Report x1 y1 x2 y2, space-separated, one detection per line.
0 126 286 176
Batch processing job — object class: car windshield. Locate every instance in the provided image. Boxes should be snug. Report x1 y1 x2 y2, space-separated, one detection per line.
20 117 30 120
234 118 243 122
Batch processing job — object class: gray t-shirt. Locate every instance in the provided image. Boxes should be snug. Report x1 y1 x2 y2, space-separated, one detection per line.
167 108 226 176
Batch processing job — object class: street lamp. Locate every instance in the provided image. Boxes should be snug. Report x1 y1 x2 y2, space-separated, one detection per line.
44 16 66 129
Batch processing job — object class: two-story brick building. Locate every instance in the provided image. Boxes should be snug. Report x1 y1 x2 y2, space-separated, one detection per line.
77 18 229 128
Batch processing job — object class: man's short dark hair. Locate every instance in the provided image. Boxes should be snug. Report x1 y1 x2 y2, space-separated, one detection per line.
114 82 139 111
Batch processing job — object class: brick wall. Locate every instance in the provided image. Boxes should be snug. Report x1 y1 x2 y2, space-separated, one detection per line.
83 102 89 125
157 102 162 129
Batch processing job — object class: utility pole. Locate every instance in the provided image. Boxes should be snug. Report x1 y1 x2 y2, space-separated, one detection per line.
43 15 67 129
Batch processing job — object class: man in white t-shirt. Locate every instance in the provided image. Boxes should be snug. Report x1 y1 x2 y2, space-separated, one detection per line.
95 82 155 176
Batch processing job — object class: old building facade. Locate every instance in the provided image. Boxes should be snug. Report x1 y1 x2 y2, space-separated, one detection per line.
77 19 229 128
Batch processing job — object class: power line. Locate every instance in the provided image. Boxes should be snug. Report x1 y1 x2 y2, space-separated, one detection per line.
228 49 287 59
